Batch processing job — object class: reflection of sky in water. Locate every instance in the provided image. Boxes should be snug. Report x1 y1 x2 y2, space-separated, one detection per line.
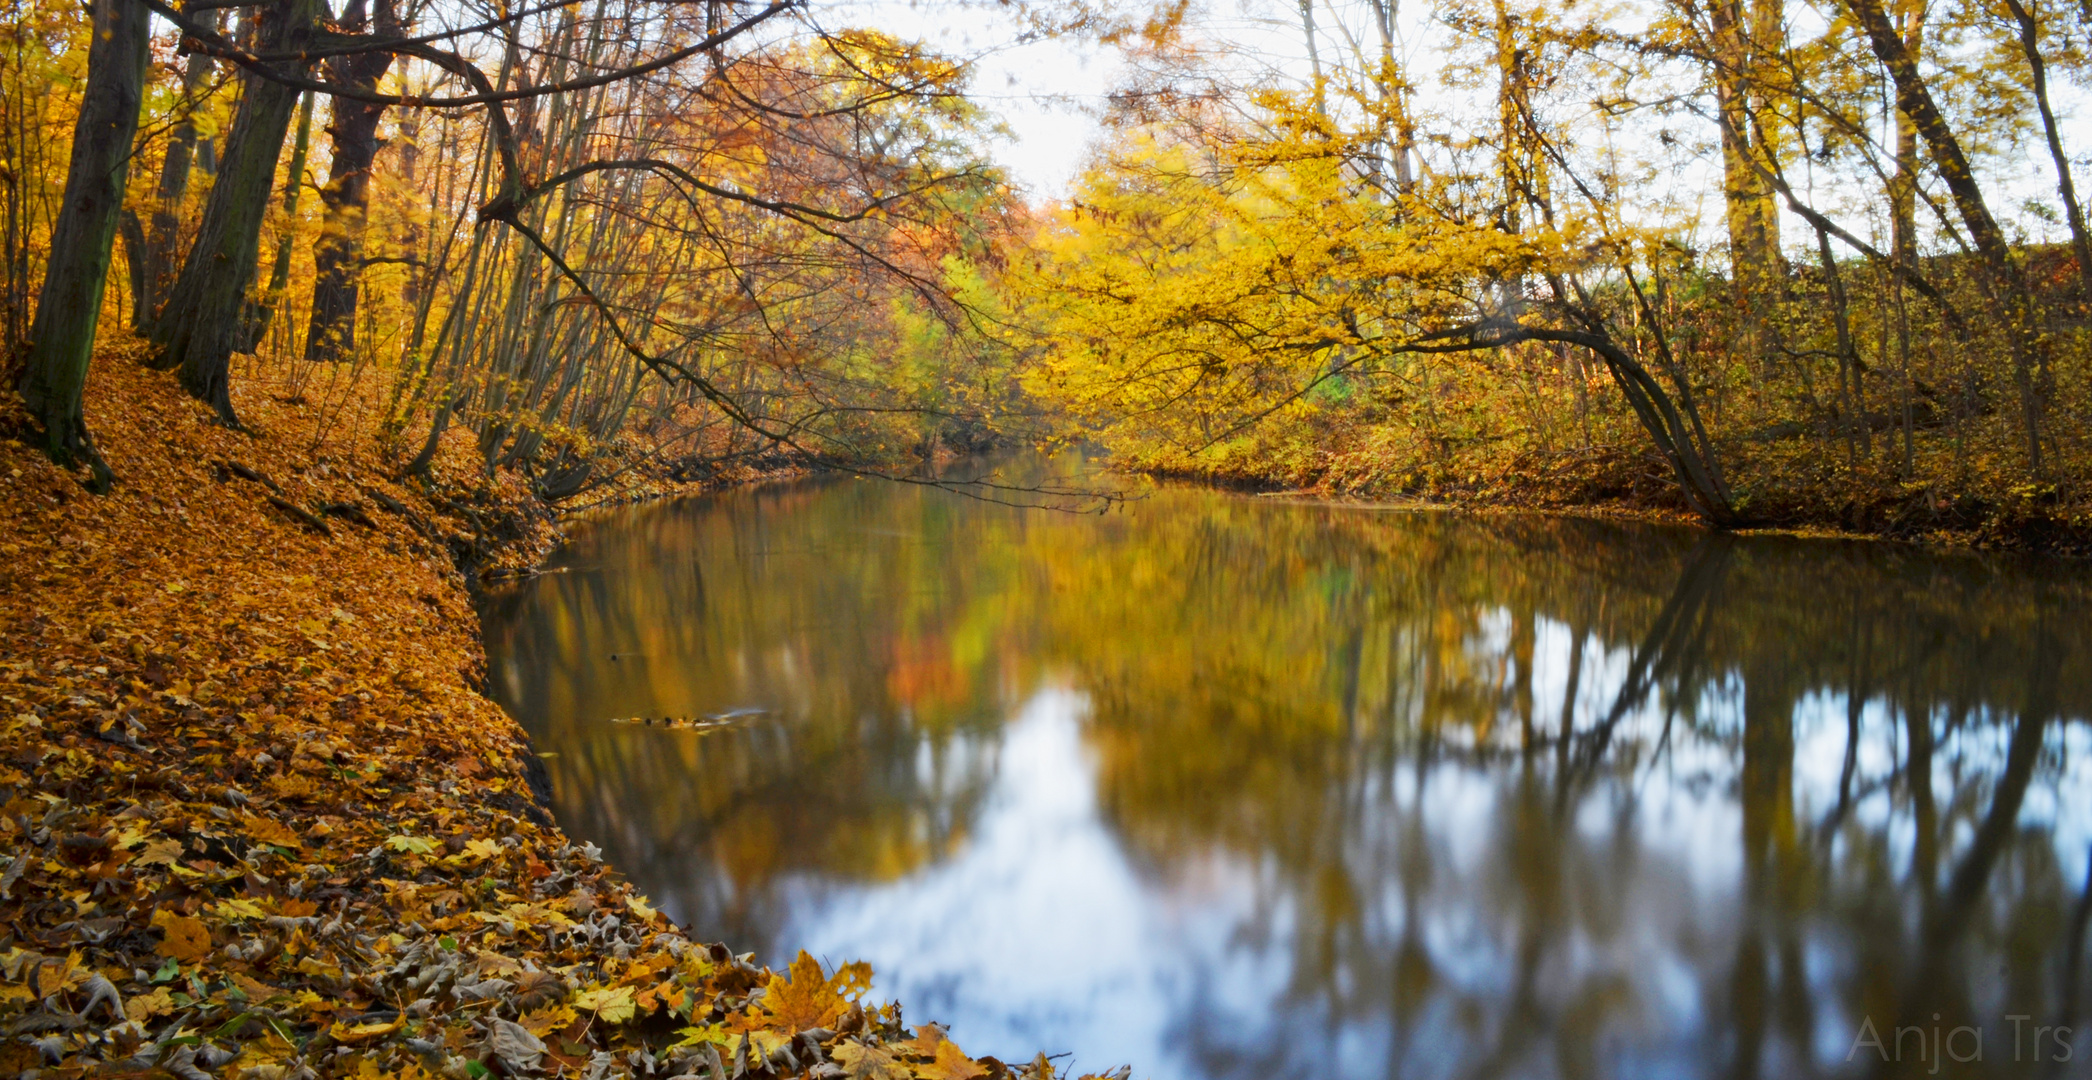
781 689 1175 1075
488 478 2092 1080
734 622 2092 1079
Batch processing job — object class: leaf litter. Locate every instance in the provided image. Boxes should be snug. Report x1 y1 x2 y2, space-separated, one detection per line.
0 360 1111 1078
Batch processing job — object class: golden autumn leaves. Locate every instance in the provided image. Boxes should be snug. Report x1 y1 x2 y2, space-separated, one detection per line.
0 362 1096 1077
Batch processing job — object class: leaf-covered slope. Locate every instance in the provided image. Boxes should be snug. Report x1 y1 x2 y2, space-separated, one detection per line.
0 357 1078 1080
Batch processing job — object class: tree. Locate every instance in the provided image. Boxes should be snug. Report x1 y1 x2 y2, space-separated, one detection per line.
243 89 314 350
137 15 224 327
303 0 399 363
1841 0 2052 472
148 0 324 424
18 0 150 487
1709 0 1786 354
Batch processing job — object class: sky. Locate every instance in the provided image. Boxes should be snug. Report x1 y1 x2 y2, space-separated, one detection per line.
823 2 1132 198
826 0 2087 256
823 1 1378 199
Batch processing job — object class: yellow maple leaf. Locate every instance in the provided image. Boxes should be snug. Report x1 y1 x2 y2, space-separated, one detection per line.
915 1038 988 1080
133 838 184 867
125 985 175 1022
671 1022 729 1049
110 821 155 850
574 984 637 1024
765 950 856 1033
519 1005 577 1037
211 898 267 922
328 1017 402 1044
32 952 88 999
240 815 303 850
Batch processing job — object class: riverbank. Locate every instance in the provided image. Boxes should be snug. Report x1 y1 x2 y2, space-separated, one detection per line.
0 357 1042 1079
1129 434 2092 559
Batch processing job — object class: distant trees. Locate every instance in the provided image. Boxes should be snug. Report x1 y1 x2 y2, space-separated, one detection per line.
5 0 1052 491
1010 0 2092 529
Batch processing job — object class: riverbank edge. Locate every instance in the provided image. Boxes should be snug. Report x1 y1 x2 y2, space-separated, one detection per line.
1133 453 2092 560
0 358 1056 1079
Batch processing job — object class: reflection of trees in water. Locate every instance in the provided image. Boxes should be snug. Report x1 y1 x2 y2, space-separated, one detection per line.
487 479 2092 1079
484 478 1023 952
1053 512 2092 1079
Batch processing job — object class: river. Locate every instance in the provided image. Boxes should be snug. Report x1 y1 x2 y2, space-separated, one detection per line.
483 459 2092 1079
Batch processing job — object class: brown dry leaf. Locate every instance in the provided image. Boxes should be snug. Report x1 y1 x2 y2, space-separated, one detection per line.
833 1041 911 1080
0 360 1003 1079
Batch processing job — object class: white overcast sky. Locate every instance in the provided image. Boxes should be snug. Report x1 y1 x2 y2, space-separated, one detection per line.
823 0 2083 255
823 1 1374 199
821 1 1131 198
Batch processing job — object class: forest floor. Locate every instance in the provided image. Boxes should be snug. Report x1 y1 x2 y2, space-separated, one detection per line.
0 353 1049 1080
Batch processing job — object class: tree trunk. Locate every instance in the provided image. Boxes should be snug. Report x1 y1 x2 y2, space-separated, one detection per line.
17 0 151 488
2000 0 2092 302
118 210 147 328
1365 0 1414 193
148 0 324 424
1505 321 1739 525
305 0 399 363
1709 0 1785 354
1842 0 2050 473
139 25 219 329
243 90 315 351
1886 0 1924 267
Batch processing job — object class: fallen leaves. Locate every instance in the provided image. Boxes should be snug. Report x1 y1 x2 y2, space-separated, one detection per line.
834 1040 911 1080
0 359 1107 1080
573 984 637 1024
768 949 874 1033
153 911 213 961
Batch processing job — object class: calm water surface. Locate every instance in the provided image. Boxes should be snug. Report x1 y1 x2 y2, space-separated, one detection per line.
484 462 2092 1079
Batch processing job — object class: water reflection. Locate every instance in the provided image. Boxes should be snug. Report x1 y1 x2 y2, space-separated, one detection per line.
483 465 2092 1079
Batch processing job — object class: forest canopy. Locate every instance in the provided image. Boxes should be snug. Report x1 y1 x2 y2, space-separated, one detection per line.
2 0 2090 540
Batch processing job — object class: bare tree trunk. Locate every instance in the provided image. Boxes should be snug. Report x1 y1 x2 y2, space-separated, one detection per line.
1709 0 1785 359
1887 0 1924 267
1842 0 2050 473
148 0 324 424
139 24 219 328
243 90 315 350
305 0 399 363
2000 0 2092 301
18 0 150 488
1365 0 1414 193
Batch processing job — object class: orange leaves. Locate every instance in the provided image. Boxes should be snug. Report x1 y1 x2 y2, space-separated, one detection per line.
239 812 304 850
829 1024 988 1080
764 949 872 1033
151 909 212 961
909 1024 989 1080
0 360 1035 1080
